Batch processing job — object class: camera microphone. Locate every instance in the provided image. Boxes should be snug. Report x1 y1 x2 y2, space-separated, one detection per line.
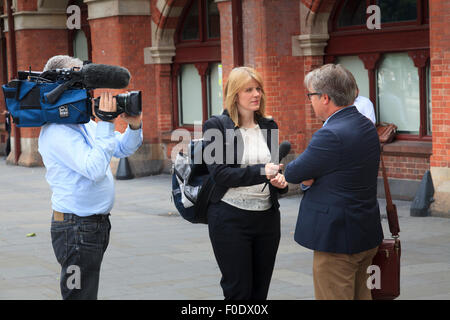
44 63 131 104
81 63 131 89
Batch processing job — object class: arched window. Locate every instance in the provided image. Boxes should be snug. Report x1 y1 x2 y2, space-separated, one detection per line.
67 0 92 62
173 0 222 128
73 30 89 62
328 0 430 139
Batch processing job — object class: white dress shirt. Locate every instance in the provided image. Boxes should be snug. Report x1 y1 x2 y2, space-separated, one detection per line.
354 95 376 124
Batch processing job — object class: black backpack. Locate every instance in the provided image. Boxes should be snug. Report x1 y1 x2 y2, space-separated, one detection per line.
171 115 228 224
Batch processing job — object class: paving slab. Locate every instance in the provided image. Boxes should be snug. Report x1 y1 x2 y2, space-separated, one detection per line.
0 159 449 300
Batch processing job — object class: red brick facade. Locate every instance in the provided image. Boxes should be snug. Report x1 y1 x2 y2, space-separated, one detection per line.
430 0 450 169
0 0 448 213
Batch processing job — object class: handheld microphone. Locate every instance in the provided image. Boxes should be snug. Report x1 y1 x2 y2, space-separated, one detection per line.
262 141 291 191
278 141 291 163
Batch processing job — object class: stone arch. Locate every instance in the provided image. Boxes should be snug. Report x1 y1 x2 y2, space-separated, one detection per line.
146 0 188 64
293 0 335 56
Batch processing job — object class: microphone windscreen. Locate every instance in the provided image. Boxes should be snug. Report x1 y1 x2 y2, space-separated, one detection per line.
81 63 131 89
278 141 291 162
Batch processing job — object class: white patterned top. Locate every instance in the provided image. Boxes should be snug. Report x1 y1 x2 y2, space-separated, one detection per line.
221 124 273 211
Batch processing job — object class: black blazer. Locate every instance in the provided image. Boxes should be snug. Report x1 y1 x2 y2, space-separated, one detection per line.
202 110 288 209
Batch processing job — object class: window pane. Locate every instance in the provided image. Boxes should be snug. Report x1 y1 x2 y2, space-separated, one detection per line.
181 0 199 40
337 0 366 27
73 30 88 62
179 64 202 125
377 0 417 23
206 0 220 39
208 63 223 117
427 64 432 135
335 56 370 98
377 53 420 134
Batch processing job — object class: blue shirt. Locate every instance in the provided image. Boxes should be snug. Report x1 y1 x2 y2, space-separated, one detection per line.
38 120 143 216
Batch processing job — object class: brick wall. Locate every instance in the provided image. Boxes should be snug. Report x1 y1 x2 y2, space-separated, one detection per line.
89 15 155 142
216 0 233 86
16 0 37 11
430 0 450 169
380 155 430 181
243 0 313 154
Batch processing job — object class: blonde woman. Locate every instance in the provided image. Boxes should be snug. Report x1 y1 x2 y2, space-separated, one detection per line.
202 67 288 300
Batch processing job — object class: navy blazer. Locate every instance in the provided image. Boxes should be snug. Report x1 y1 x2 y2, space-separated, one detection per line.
285 106 383 254
202 110 288 209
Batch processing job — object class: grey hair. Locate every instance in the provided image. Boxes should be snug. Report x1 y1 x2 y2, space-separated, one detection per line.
43 55 83 72
304 64 357 107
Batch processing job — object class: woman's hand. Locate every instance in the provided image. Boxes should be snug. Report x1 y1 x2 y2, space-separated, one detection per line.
270 173 288 189
265 163 283 180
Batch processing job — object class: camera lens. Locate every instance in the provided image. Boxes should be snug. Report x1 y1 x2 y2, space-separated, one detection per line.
116 91 141 116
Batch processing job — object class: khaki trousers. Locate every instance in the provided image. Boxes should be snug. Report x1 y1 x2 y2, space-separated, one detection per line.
313 246 379 300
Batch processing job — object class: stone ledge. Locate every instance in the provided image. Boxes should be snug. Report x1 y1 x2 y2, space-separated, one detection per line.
382 140 432 158
84 0 150 20
377 177 421 201
2 11 68 31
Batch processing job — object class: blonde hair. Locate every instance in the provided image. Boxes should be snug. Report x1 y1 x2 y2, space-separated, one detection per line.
224 66 266 126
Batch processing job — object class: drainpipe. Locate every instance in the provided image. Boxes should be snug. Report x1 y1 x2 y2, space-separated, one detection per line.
6 0 20 164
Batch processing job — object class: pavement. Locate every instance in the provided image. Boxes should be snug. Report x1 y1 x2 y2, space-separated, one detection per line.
0 159 449 300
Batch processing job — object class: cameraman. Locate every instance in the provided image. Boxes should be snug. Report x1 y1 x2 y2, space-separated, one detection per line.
38 55 143 300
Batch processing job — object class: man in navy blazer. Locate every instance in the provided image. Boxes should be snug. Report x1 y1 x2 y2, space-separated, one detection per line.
284 64 383 300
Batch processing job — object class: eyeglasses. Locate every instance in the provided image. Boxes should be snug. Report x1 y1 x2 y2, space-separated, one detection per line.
306 92 322 101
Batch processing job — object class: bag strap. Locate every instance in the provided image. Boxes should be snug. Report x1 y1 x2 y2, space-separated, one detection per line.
380 144 400 238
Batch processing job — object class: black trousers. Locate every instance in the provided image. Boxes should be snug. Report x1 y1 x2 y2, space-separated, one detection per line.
207 201 281 300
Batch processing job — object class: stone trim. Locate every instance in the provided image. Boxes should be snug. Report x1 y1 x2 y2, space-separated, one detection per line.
2 11 68 31
144 45 176 64
292 33 330 56
430 167 450 217
144 18 176 65
6 137 43 167
292 2 331 57
84 0 150 20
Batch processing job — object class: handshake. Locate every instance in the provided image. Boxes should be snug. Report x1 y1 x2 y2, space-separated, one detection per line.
264 141 314 190
264 163 314 190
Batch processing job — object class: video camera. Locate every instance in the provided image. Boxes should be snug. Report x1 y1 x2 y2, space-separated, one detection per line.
1 63 141 127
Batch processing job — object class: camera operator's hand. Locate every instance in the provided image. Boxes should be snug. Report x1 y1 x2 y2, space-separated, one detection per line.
99 92 117 123
120 112 142 130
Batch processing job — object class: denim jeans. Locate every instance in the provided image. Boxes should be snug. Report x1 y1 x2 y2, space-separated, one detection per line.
51 212 111 300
